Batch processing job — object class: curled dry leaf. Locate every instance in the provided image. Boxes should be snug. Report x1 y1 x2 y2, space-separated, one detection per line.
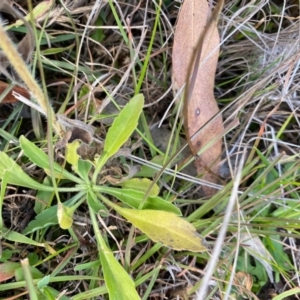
0 81 30 103
172 0 224 196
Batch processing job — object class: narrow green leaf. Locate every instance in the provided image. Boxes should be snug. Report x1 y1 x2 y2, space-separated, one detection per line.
103 94 144 160
89 207 140 300
15 265 43 281
20 259 39 300
91 14 106 43
0 152 53 191
23 204 59 235
105 200 206 252
87 191 107 214
2 228 45 247
40 286 70 300
0 170 10 229
77 160 93 182
100 247 141 300
37 275 50 289
120 178 159 197
92 94 144 183
273 288 300 300
41 44 74 55
34 176 54 214
23 193 85 235
0 128 18 146
264 235 292 271
19 135 82 183
100 186 181 215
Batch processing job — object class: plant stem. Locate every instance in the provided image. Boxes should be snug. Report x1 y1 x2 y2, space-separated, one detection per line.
0 23 64 137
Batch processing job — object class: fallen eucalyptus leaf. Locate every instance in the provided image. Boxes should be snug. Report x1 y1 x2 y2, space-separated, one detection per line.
172 0 224 196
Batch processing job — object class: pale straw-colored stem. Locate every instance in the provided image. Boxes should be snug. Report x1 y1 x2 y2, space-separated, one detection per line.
0 23 64 137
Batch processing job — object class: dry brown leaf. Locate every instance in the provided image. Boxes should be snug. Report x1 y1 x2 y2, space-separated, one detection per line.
0 81 30 104
172 0 224 196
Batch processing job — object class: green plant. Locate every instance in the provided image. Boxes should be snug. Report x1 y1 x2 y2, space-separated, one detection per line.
0 0 300 299
0 93 206 299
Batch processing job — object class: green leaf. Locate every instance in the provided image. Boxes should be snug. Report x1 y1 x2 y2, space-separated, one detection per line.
40 286 70 300
41 44 74 55
1 228 45 247
104 199 205 252
90 208 140 300
135 155 165 177
91 14 106 43
20 259 39 299
23 193 85 235
57 197 86 230
0 128 18 148
102 94 144 162
57 203 74 229
66 140 80 171
34 176 54 214
37 275 50 289
15 266 43 281
101 186 181 215
273 288 300 300
87 191 107 214
77 160 93 182
0 249 15 262
237 253 267 288
23 204 59 235
0 152 54 191
120 178 159 197
19 135 82 183
0 169 10 229
100 245 141 300
264 235 292 272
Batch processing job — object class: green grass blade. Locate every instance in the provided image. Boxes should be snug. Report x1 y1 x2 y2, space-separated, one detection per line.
21 258 39 300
